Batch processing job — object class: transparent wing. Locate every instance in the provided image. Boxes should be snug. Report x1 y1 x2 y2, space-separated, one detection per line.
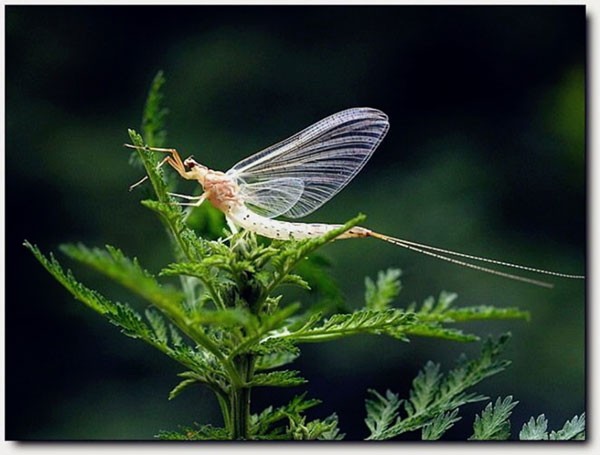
238 177 305 218
227 107 389 218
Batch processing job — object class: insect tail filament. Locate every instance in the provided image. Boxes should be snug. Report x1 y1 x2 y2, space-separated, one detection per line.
366 231 564 288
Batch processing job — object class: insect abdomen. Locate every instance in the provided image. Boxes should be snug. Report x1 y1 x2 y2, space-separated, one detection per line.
228 206 367 240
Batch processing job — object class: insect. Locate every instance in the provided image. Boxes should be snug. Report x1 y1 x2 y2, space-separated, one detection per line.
126 107 584 288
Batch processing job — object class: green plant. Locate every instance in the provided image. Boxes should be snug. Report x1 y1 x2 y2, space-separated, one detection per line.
24 72 584 440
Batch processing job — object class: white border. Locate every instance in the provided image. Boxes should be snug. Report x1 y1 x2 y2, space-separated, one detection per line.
1 1 593 454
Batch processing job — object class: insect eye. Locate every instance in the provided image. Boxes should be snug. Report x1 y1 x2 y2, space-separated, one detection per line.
184 157 197 168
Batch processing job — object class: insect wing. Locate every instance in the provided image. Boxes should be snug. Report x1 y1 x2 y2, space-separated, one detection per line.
227 107 389 218
238 177 305 218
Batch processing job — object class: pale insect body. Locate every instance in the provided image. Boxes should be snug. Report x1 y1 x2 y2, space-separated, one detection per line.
227 204 370 240
126 107 584 288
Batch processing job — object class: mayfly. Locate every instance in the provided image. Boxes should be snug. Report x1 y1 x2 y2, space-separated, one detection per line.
126 107 584 288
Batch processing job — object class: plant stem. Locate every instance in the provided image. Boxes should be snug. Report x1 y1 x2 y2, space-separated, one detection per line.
230 354 254 440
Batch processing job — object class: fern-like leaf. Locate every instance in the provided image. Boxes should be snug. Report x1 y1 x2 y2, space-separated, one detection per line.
250 393 321 439
282 309 414 343
519 414 549 440
405 362 443 415
248 370 306 388
142 70 168 148
549 413 585 440
422 408 461 440
364 389 402 440
60 243 183 314
366 334 511 440
470 396 518 440
156 424 229 440
365 268 402 310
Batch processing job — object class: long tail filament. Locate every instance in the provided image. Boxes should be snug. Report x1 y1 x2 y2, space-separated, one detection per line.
365 231 584 288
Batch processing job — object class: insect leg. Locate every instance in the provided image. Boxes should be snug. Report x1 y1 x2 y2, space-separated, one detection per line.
128 156 172 191
169 194 207 207
168 192 205 200
124 144 191 180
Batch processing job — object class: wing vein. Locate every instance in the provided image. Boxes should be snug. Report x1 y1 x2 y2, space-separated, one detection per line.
227 107 389 219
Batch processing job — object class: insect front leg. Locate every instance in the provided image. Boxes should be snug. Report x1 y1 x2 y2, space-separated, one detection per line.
125 144 197 184
128 155 172 191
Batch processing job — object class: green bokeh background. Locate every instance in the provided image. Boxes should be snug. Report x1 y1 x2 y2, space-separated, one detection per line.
6 5 585 440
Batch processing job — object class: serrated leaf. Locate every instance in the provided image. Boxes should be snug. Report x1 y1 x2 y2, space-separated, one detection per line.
406 362 442 415
519 414 549 440
470 396 518 440
422 408 461 440
281 308 415 343
169 324 184 346
318 414 345 440
249 370 306 387
254 341 300 371
365 389 402 440
365 268 402 310
142 70 168 148
260 214 366 298
279 273 310 290
366 335 511 440
146 309 168 345
250 393 321 439
112 302 152 340
404 323 480 342
288 413 343 441
156 424 229 440
549 413 585 440
446 306 530 322
24 241 118 316
403 292 527 343
60 243 183 314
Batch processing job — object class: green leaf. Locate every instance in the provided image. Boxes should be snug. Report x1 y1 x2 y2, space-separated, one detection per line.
366 334 512 440
227 303 302 359
156 424 229 440
445 306 530 322
470 396 518 440
142 70 168 148
60 243 183 315
519 413 585 441
403 292 527 343
24 241 117 315
365 268 402 310
127 71 173 196
549 413 586 440
249 370 306 388
254 339 300 371
260 214 366 300
250 393 321 439
112 302 152 340
281 308 415 343
24 242 185 350
128 129 172 203
294 255 345 313
403 324 480 342
364 389 402 440
146 309 168 345
279 273 310 290
406 362 443 415
519 414 549 440
168 378 198 401
318 414 345 440
288 413 344 441
422 409 461 440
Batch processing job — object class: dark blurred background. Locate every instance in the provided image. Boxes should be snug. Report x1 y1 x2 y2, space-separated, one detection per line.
6 5 585 440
